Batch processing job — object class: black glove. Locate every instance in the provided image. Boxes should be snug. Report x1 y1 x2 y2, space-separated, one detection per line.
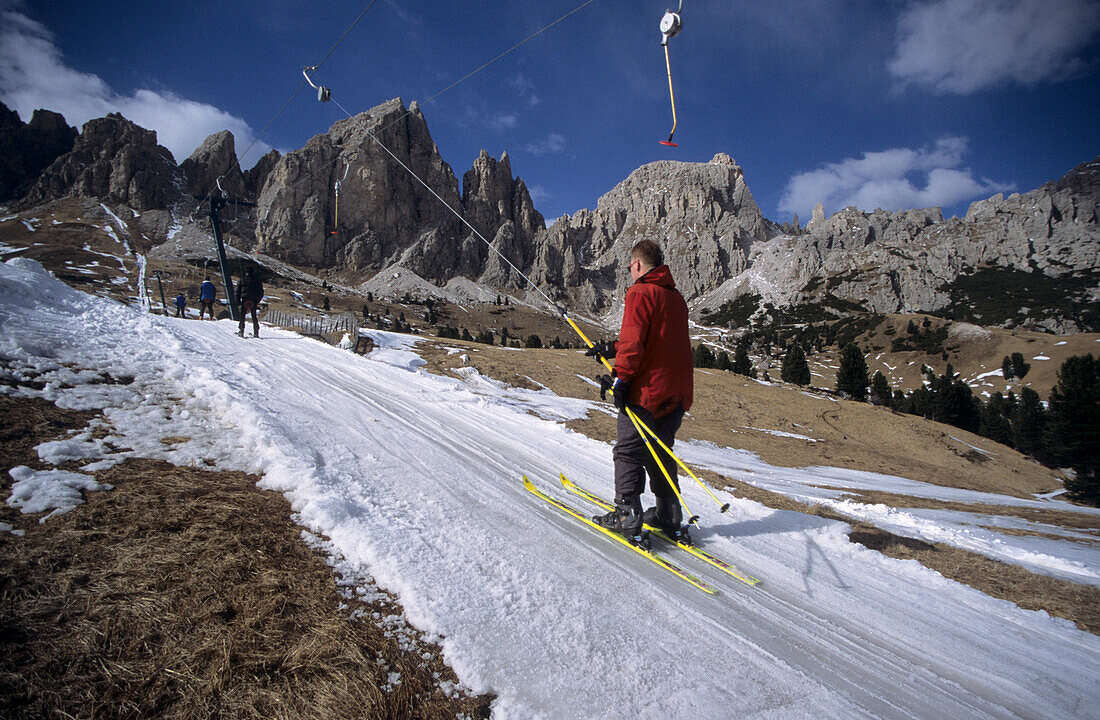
584 340 617 362
597 375 630 412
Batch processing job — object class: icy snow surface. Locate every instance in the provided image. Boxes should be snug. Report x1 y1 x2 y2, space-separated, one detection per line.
1 257 1098 719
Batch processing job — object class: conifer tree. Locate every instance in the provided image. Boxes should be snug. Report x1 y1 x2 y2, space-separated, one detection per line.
1011 352 1030 379
836 342 869 401
870 371 892 406
693 343 717 368
781 343 811 386
1001 355 1014 380
733 345 753 376
716 350 731 372
1012 387 1047 459
1046 355 1099 502
979 392 1013 446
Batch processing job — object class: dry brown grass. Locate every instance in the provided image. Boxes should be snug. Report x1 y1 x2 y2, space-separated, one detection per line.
0 396 492 720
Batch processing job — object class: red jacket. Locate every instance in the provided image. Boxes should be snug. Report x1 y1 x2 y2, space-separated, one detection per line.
614 265 693 417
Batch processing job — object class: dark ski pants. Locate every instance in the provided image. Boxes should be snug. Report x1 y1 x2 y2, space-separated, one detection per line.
199 299 215 319
239 300 259 336
612 405 684 503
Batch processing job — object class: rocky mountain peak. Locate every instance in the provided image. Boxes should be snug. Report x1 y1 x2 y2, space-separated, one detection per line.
531 154 769 308
0 103 77 202
180 129 245 198
20 112 179 211
255 98 464 275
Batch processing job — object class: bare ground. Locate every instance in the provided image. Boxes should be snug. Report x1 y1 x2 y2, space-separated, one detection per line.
0 396 493 720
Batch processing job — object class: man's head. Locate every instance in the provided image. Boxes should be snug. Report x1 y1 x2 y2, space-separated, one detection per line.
629 240 663 281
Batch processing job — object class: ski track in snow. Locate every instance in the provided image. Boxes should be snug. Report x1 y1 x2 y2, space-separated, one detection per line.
1 258 1098 719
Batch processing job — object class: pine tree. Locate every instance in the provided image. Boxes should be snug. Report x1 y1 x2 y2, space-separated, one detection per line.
733 345 753 376
979 392 1013 446
716 350 731 372
781 343 811 386
1046 354 1099 503
836 343 869 401
323 296 330 311
1001 355 1014 380
1011 352 1030 380
870 371 892 406
524 334 543 348
1012 387 1047 459
693 344 717 368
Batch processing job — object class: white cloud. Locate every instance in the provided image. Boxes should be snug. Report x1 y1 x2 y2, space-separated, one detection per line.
526 184 551 205
889 0 1100 94
0 5 272 167
509 73 540 106
777 137 1015 220
488 113 519 131
524 133 565 156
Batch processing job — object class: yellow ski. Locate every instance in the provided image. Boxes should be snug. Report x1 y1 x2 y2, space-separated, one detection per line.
522 476 715 594
560 474 760 587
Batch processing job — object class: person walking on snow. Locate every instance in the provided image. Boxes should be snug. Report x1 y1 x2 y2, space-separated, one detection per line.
235 267 264 338
586 239 694 541
198 276 217 319
173 292 186 318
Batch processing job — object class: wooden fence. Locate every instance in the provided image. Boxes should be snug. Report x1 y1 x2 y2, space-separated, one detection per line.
265 310 359 337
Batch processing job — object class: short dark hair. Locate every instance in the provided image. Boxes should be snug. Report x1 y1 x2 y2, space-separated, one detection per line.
631 240 663 269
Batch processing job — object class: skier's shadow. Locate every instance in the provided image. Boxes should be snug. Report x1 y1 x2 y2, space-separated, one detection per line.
695 508 851 593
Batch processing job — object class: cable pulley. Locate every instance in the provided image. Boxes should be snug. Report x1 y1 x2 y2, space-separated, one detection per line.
659 1 683 147
303 65 331 102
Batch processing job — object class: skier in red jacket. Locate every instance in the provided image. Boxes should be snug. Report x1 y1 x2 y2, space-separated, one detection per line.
588 239 694 541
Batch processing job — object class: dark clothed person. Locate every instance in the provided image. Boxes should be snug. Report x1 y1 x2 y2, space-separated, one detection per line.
235 269 264 337
199 278 217 319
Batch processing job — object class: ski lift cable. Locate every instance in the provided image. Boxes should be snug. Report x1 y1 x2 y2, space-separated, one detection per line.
330 95 564 315
192 0 381 212
398 0 598 125
272 0 600 213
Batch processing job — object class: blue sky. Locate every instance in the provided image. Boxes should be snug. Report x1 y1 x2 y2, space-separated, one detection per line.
2 0 1098 225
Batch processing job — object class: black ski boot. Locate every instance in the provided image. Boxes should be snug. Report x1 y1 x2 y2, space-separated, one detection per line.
643 496 689 543
594 495 646 545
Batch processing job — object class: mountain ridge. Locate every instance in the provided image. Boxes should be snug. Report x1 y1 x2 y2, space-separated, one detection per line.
3 98 1097 331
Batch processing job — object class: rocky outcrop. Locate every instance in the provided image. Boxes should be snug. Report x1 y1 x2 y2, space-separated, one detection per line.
20 113 179 211
702 156 1100 332
0 103 77 202
179 130 245 198
527 153 769 311
255 99 465 273
461 150 545 286
243 149 281 199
